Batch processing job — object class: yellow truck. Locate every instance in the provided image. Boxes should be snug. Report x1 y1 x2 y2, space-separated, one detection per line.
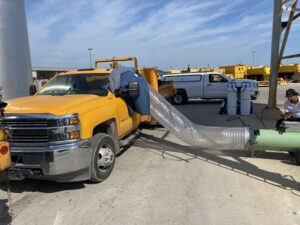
1 57 173 183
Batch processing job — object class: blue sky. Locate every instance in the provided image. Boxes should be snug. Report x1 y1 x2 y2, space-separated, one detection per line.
24 0 300 70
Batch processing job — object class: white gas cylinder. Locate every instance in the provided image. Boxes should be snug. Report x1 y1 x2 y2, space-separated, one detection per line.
240 82 251 115
227 82 237 115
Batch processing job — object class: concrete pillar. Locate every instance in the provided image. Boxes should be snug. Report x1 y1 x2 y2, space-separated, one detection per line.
0 0 32 100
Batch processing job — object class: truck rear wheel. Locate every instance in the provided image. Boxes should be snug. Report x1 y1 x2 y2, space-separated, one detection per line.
90 133 116 183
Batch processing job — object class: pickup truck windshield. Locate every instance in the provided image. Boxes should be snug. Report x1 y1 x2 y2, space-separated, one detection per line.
38 74 109 96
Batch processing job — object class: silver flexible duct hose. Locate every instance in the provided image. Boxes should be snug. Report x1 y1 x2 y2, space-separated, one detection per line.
149 86 251 150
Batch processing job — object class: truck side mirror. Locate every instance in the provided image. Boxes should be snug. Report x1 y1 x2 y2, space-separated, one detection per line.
128 82 139 98
114 82 139 98
29 85 37 96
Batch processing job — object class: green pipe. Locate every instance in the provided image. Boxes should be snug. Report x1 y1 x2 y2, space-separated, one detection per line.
251 129 300 152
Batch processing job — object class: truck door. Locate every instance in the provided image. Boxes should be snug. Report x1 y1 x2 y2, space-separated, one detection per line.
183 75 203 98
204 74 228 98
115 97 134 137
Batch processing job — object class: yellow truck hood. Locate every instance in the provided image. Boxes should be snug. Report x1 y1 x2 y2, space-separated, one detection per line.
5 95 102 116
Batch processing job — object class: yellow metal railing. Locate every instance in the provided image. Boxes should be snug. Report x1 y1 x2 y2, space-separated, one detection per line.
95 57 138 69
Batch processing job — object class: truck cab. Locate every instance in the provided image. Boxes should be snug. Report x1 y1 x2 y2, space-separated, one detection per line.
2 57 173 182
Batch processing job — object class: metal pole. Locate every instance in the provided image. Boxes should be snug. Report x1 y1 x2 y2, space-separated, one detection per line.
268 0 282 108
278 0 297 62
88 48 93 69
252 50 255 66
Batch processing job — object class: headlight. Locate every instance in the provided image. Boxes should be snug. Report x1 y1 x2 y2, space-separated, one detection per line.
58 118 69 126
69 117 79 125
50 114 81 142
57 114 80 126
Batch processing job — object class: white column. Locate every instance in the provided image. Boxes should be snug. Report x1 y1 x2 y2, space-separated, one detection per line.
0 0 32 100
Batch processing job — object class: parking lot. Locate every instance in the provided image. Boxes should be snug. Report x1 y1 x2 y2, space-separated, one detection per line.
1 84 300 225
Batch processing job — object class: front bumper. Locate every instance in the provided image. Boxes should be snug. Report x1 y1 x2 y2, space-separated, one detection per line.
8 139 92 182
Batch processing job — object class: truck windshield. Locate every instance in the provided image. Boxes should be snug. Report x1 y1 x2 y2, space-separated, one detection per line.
38 74 110 96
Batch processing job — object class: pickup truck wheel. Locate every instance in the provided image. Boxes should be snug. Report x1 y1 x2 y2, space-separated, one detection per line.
172 93 187 105
90 133 116 183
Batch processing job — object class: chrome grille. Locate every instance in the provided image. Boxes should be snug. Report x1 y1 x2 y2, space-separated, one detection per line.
0 115 55 148
7 129 49 147
0 114 80 149
1 119 48 127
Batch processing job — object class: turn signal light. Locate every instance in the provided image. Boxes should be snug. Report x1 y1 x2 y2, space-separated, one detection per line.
69 131 80 139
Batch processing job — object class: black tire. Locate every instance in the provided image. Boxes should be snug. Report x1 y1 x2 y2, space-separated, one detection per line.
172 91 187 105
90 133 117 183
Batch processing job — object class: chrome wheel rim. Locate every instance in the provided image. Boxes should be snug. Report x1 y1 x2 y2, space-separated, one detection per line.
174 95 183 104
97 143 114 170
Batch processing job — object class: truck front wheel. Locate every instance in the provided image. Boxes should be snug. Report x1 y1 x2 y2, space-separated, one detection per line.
90 133 116 183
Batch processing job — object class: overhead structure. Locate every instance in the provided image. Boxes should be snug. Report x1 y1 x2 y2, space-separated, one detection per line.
0 0 32 100
262 0 300 119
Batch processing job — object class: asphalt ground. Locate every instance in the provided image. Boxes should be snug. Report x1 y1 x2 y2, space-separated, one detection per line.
0 83 300 225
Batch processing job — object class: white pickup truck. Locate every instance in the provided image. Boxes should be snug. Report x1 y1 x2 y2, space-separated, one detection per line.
162 72 259 104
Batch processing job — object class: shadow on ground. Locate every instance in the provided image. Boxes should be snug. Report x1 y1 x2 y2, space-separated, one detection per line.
0 199 12 225
0 179 12 225
6 179 86 194
134 132 300 193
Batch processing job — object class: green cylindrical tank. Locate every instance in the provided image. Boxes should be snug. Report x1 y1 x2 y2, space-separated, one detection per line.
251 129 300 152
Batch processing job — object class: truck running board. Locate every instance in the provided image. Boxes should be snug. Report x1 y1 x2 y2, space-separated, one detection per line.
119 129 141 147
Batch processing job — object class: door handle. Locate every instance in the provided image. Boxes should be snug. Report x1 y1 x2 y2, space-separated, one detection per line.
207 84 212 86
